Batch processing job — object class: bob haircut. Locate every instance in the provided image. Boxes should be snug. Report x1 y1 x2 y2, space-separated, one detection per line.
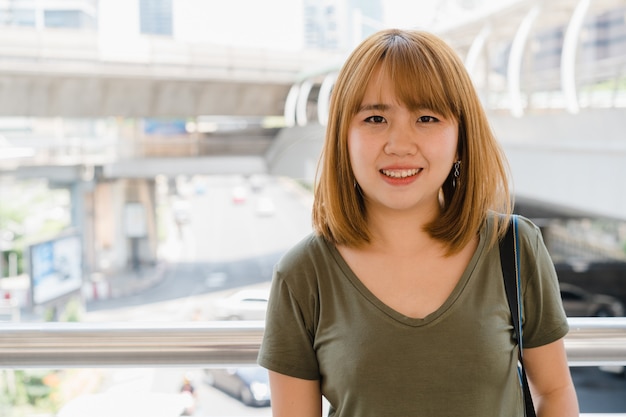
312 29 512 255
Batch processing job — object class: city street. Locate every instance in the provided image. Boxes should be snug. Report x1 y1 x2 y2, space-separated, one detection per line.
572 367 626 414
81 175 311 416
86 174 312 319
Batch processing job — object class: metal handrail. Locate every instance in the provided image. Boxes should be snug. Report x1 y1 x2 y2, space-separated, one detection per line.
566 317 626 366
0 317 625 368
0 321 264 368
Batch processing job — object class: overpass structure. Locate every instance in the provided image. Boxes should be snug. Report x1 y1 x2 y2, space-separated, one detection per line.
1 0 626 284
0 25 344 118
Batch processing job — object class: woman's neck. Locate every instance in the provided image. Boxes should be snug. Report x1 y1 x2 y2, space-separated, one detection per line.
364 204 444 256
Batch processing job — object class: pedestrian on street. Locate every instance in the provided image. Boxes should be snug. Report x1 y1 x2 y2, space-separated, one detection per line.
257 29 579 416
179 375 196 415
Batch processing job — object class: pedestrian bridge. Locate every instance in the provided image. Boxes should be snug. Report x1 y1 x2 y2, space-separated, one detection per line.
0 25 344 118
271 0 626 222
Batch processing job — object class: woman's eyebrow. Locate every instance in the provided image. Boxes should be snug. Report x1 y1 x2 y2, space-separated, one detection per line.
357 103 390 112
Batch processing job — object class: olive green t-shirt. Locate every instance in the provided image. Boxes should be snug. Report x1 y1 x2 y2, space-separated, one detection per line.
258 215 569 417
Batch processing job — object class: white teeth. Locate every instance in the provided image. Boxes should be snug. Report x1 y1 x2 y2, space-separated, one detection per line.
381 169 420 178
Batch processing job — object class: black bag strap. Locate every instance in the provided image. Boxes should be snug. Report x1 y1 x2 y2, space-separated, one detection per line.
499 215 537 417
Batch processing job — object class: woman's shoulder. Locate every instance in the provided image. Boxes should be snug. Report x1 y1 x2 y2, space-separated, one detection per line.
485 213 548 266
513 214 544 250
276 232 334 272
481 212 544 258
272 233 337 300
485 212 542 241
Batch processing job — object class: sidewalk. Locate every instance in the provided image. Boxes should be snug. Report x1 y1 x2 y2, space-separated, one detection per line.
9 263 168 322
82 262 168 302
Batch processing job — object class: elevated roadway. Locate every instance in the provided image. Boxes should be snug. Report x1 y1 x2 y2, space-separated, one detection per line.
0 26 344 118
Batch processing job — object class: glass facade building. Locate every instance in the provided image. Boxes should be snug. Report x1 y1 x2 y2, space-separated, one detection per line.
0 0 97 29
139 0 172 35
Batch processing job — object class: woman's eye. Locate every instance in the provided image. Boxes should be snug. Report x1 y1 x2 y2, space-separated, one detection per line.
364 115 386 124
417 115 438 123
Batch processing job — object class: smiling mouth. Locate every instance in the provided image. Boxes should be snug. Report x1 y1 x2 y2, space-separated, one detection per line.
380 168 421 178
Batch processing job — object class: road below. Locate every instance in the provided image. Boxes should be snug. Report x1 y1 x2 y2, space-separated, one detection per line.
86 174 312 319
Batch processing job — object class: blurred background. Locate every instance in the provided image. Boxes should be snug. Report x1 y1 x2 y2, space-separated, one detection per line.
0 0 626 415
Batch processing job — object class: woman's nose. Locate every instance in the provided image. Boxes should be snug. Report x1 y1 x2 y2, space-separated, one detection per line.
383 126 417 156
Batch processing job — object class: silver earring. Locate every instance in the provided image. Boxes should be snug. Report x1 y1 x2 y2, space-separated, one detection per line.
452 160 461 188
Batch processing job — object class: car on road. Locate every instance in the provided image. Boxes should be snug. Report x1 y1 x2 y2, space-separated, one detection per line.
559 282 625 317
212 288 269 321
204 366 271 407
231 186 248 204
559 283 626 378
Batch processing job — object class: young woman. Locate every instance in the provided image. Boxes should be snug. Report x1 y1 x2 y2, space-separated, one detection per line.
258 29 579 417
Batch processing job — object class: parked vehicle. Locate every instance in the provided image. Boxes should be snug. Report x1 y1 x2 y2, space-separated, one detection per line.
204 367 271 407
231 186 247 204
559 282 625 317
213 288 269 321
559 282 626 377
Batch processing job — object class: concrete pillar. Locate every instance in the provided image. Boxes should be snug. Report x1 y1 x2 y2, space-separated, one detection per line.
91 177 158 274
52 174 96 287
123 178 158 270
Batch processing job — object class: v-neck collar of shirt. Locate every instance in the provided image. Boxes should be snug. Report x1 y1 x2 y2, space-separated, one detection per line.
323 220 489 327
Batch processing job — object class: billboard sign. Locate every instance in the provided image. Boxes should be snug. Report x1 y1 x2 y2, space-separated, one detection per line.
29 233 82 305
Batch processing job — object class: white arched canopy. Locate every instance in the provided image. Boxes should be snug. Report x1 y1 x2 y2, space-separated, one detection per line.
561 0 591 114
507 5 541 117
317 72 337 126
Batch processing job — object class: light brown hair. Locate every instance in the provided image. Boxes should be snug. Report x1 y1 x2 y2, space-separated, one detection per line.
312 29 512 254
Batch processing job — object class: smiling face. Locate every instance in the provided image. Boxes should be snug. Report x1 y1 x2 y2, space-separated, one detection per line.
348 66 459 218
314 30 510 251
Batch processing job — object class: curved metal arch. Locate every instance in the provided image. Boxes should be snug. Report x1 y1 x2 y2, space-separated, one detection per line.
317 72 337 126
283 84 300 127
295 80 314 127
561 0 591 114
507 5 541 118
465 25 492 76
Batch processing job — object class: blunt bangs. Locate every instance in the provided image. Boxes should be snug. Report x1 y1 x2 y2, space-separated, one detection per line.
375 32 460 122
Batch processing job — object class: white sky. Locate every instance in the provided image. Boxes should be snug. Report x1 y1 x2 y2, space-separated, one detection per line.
99 0 502 52
173 0 305 50
382 0 442 29
172 0 440 50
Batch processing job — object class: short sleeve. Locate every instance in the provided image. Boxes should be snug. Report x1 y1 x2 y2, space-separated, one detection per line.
257 240 321 380
516 216 569 348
